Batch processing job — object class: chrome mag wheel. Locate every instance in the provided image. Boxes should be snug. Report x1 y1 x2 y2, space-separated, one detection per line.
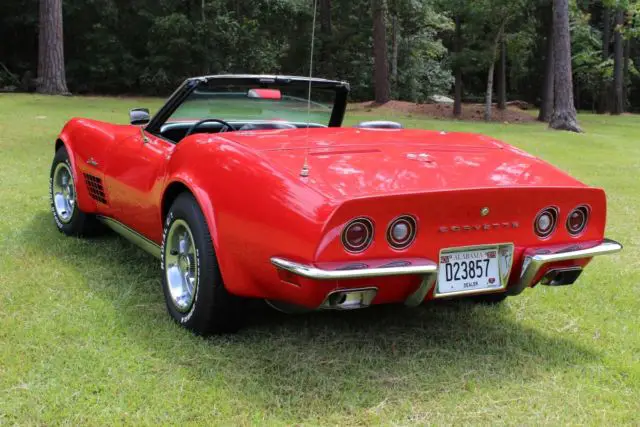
165 219 199 313
52 162 76 223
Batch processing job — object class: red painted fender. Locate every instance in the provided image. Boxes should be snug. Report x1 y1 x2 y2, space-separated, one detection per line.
163 134 339 299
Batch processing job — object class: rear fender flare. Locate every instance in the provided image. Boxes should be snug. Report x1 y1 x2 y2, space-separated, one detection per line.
162 136 337 299
160 176 227 279
161 177 221 250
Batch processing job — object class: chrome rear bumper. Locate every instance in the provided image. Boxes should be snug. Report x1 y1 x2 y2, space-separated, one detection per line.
507 238 623 295
270 238 622 306
270 258 438 279
270 257 437 308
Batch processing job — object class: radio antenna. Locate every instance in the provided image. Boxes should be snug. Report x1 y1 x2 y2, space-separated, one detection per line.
300 0 318 178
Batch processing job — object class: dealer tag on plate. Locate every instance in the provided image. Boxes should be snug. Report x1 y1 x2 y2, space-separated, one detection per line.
436 245 513 296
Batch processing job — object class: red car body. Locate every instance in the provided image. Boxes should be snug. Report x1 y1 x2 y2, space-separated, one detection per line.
52 75 621 321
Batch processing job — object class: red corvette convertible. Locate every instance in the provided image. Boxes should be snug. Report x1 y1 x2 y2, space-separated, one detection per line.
50 74 622 334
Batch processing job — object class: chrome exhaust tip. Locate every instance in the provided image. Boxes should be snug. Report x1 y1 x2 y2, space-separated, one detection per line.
540 267 583 287
320 287 377 310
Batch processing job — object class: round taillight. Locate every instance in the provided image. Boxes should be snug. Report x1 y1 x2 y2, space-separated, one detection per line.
534 207 558 239
567 206 589 236
342 218 374 253
387 215 417 250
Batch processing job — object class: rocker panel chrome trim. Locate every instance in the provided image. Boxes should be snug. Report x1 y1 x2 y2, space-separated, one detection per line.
97 216 161 259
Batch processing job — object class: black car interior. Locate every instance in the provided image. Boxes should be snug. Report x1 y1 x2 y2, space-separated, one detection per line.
158 120 405 143
159 120 322 143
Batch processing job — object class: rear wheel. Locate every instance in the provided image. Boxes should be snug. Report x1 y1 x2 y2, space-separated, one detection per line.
50 146 100 236
161 193 245 335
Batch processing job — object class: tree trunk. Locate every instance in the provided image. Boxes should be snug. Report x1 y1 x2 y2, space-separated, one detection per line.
319 0 333 77
390 14 399 91
37 0 69 95
597 6 611 114
319 0 332 35
372 0 390 104
187 0 202 23
453 15 462 118
497 36 507 110
612 9 624 115
549 0 582 132
538 3 554 122
623 36 631 109
201 0 208 74
484 26 503 122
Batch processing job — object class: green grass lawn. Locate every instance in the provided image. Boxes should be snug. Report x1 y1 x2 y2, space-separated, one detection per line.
0 94 638 425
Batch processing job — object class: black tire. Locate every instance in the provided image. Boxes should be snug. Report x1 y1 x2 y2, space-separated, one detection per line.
50 146 100 236
467 293 508 304
161 193 245 335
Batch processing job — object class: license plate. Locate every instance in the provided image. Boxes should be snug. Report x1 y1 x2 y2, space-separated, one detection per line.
437 247 506 296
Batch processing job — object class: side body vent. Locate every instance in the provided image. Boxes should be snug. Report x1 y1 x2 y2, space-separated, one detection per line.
83 173 108 204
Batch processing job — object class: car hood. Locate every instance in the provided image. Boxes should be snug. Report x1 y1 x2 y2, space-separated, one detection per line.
225 127 586 200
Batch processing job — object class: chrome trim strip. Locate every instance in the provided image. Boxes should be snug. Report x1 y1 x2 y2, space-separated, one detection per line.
198 74 349 86
160 120 327 134
97 216 161 259
404 274 437 308
508 238 623 295
270 257 438 280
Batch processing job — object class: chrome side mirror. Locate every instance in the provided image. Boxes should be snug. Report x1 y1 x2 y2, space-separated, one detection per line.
130 108 150 125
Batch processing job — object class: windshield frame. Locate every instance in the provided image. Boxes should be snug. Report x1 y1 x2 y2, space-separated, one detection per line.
145 75 350 136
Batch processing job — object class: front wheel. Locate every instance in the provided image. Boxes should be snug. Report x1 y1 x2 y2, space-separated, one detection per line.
50 146 100 236
161 193 245 335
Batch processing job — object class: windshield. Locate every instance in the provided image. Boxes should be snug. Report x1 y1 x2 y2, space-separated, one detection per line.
168 82 336 127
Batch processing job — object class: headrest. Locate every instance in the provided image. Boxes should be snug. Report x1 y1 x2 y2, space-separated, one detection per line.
356 121 404 129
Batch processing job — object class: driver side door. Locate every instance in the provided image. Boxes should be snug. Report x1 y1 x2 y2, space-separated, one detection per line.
103 128 174 244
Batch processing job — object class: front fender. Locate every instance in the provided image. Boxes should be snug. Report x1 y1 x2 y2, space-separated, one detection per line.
164 135 338 299
57 118 132 216
56 119 99 213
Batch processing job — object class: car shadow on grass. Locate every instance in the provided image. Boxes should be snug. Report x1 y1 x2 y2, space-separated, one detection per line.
27 211 600 417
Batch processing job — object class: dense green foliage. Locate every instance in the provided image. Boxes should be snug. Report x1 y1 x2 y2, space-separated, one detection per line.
0 0 453 100
0 0 639 109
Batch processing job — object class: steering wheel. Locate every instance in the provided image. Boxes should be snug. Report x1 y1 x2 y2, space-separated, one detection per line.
185 119 236 137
